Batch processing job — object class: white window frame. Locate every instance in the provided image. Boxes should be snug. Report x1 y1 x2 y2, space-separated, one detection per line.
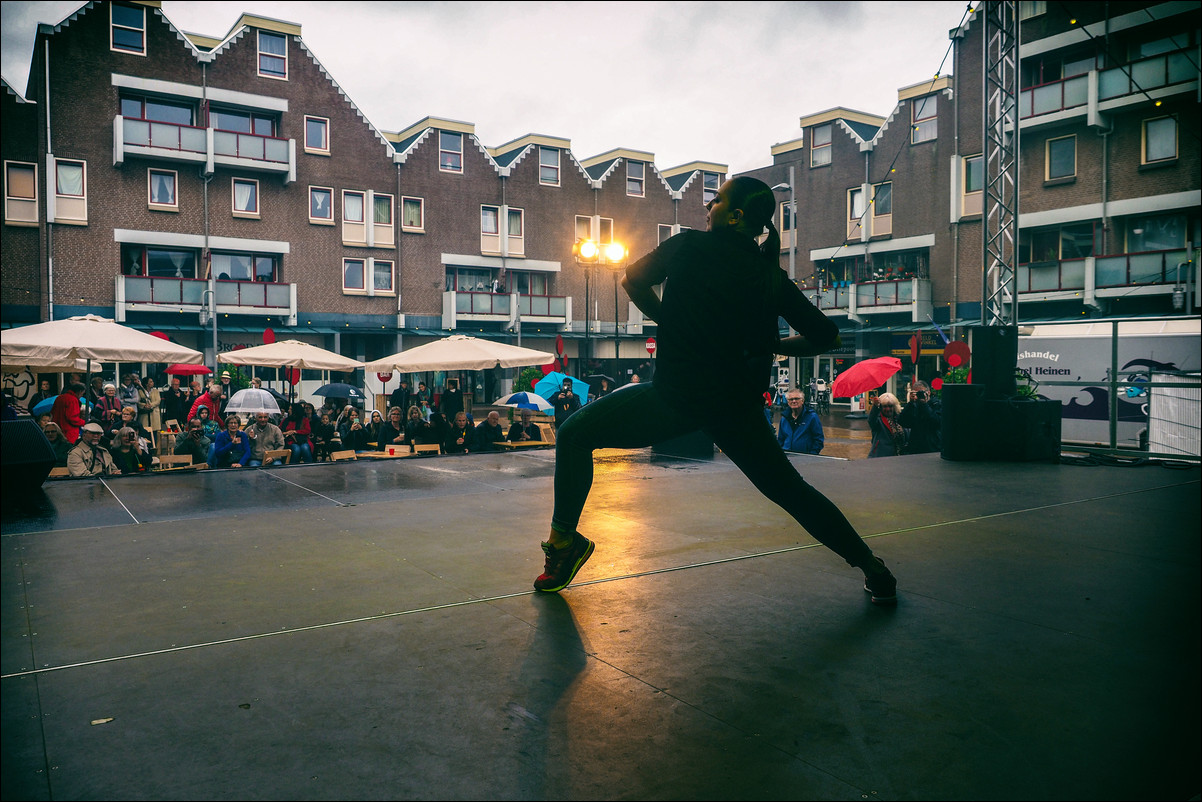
342 190 367 246
257 31 288 80
481 204 500 254
373 259 395 294
626 160 645 197
110 2 146 56
962 154 984 217
4 161 38 226
658 224 674 244
53 158 87 224
401 196 425 232
507 207 525 256
1046 135 1077 180
1142 116 1177 164
912 94 938 144
373 192 395 248
702 171 720 204
232 178 260 218
148 168 178 211
439 131 463 173
304 115 330 155
342 258 366 293
539 146 560 186
811 124 832 167
308 186 333 224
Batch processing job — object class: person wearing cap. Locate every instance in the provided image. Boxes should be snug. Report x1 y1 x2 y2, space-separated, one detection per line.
217 370 234 415
187 383 224 428
91 382 123 429
67 422 118 477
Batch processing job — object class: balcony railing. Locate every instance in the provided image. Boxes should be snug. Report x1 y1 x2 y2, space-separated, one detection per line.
122 118 207 154
1018 259 1087 292
114 116 295 180
855 279 916 308
453 291 568 318
118 275 295 319
1095 249 1192 288
1020 73 1089 118
213 129 290 164
1020 47 1198 120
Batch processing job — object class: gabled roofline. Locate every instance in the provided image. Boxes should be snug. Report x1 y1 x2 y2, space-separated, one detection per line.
580 147 656 169
487 133 572 159
660 160 728 179
798 107 886 130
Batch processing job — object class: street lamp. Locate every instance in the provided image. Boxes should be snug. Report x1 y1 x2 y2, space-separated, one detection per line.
572 238 628 379
772 166 799 391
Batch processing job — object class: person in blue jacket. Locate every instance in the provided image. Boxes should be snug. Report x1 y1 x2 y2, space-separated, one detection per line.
777 388 824 454
208 415 251 468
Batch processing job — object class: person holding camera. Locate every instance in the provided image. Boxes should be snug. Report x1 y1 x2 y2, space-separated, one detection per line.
899 380 941 454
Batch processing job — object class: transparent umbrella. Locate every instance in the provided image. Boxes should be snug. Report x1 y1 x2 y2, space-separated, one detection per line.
224 388 282 416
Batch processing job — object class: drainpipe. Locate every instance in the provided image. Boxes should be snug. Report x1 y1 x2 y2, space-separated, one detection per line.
45 41 55 321
951 33 960 343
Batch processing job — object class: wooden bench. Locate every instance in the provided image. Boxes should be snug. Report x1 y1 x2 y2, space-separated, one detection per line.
263 449 291 465
330 450 357 462
48 466 71 478
155 454 193 471
412 443 442 456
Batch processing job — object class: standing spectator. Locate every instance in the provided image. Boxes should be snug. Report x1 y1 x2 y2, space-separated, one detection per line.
92 383 123 429
110 427 152 474
51 382 88 444
67 423 118 477
440 378 464 420
162 377 189 428
42 422 73 466
138 376 162 435
29 379 56 412
388 379 412 416
209 415 250 468
868 393 907 458
217 370 235 415
550 378 581 430
444 411 473 454
118 373 141 409
281 406 313 463
188 383 224 427
246 412 286 466
418 397 433 423
173 418 212 465
471 410 507 452
777 388 824 455
413 381 430 409
87 376 106 405
507 409 542 443
899 381 941 454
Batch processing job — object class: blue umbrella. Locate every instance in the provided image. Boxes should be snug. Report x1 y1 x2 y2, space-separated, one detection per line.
534 372 590 405
32 395 59 416
494 391 553 412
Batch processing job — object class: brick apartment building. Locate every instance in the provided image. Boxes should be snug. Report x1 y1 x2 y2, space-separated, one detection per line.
3 0 1199 407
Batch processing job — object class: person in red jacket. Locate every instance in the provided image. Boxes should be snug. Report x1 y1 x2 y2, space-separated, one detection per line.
50 382 88 444
187 383 224 427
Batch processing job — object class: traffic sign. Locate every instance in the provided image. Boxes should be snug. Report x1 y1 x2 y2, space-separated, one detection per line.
646 337 656 355
377 372 393 383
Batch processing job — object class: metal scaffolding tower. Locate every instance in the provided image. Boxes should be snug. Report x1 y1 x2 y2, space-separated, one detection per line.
981 0 1020 326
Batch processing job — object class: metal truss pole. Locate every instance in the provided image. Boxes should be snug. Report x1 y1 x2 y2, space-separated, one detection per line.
981 0 1020 327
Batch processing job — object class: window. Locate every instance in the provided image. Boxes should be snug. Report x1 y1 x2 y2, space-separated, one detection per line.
811 123 832 167
481 206 499 235
447 267 493 292
111 3 146 55
539 146 560 185
912 94 938 143
575 215 592 242
373 259 394 293
373 193 395 248
374 195 393 226
309 187 333 223
304 116 329 154
402 197 424 231
1019 1 1047 20
439 131 463 172
598 217 613 244
658 224 674 244
1126 214 1185 253
510 271 548 296
575 215 613 244
4 162 38 225
702 171 720 204
343 258 366 291
122 244 198 278
1020 224 1097 264
1046 135 1076 180
343 191 364 223
54 159 87 224
847 187 866 239
962 154 983 216
121 96 194 125
780 201 794 234
258 31 287 79
211 251 277 282
342 190 366 245
508 207 525 256
873 183 892 217
210 108 275 136
232 179 259 217
1143 117 1177 164
148 169 177 210
626 160 645 196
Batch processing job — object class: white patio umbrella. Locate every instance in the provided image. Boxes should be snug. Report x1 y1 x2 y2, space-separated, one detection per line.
223 388 282 416
217 340 364 371
0 315 204 371
364 335 555 373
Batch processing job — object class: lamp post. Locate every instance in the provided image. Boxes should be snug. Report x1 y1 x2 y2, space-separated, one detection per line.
572 238 628 380
772 167 798 391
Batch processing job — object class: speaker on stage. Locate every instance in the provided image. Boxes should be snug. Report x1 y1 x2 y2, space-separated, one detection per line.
982 399 1062 463
941 383 987 461
972 325 1018 400
2 418 57 492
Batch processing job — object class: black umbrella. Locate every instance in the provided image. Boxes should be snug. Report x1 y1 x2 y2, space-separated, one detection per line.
313 383 365 400
586 373 616 385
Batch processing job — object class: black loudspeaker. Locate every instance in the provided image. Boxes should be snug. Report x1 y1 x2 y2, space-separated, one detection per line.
982 399 1062 463
652 430 715 459
2 418 56 491
941 383 987 461
972 326 1018 400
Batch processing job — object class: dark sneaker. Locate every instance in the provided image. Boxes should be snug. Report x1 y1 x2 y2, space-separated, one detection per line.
534 533 595 592
864 563 898 606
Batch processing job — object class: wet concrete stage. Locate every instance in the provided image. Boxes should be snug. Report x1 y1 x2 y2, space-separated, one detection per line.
2 447 1199 800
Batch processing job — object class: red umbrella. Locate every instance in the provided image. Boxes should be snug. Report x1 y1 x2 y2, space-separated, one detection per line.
831 357 902 398
166 363 213 376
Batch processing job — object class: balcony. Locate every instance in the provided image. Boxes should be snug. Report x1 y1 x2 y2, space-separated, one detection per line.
442 290 569 330
1017 248 1193 308
115 275 298 325
806 278 932 323
113 116 296 182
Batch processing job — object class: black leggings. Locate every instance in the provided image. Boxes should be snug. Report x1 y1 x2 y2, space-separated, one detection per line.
551 383 875 567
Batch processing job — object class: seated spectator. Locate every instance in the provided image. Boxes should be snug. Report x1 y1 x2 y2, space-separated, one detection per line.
312 412 336 461
110 427 152 474
365 410 385 448
173 418 211 465
91 383 123 430
42 422 73 466
67 422 118 477
51 382 89 444
379 407 408 451
247 412 286 466
187 383 224 428
209 415 250 468
106 405 152 450
338 407 371 452
444 411 473 454
404 404 434 449
282 406 313 464
471 410 507 452
195 405 220 441
507 409 543 443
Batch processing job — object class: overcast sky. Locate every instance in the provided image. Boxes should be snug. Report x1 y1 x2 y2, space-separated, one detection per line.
2 1 972 175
